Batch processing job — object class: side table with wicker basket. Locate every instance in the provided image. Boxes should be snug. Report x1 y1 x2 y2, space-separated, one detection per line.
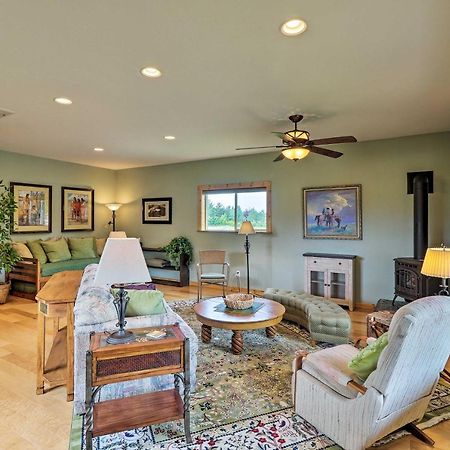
84 323 191 450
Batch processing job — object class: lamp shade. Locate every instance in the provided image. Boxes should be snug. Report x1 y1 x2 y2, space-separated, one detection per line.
109 231 127 238
94 238 151 286
238 220 256 235
421 247 450 279
106 203 122 211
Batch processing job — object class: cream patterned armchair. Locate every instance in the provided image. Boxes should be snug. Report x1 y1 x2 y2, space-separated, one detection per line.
293 296 450 450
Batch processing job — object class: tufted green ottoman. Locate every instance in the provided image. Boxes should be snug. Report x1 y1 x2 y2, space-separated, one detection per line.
263 288 351 344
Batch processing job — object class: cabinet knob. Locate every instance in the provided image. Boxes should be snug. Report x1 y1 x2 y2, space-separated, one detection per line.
313 260 317 264
338 262 342 265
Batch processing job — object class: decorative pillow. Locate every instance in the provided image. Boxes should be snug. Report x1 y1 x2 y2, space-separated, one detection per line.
96 238 107 256
12 242 33 259
68 237 96 259
110 285 166 317
41 238 72 263
26 240 48 265
146 257 171 268
348 333 389 380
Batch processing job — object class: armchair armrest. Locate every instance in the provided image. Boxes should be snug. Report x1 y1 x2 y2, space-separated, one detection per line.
223 262 230 282
9 257 41 295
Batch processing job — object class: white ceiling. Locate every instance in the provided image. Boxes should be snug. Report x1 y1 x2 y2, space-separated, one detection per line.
0 0 449 170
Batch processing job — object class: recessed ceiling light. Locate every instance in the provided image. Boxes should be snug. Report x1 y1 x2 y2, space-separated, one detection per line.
280 19 307 36
164 135 176 140
94 147 104 152
140 67 162 78
54 97 73 105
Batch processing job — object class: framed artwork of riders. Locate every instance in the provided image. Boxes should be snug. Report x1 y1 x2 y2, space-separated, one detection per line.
303 185 362 239
61 186 94 232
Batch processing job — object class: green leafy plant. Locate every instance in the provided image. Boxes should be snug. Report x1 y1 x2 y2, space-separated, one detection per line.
164 236 193 270
0 180 21 280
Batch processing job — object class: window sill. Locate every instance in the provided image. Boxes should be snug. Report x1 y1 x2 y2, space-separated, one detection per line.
197 229 272 234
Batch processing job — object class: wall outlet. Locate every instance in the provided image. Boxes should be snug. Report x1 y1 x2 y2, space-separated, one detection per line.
235 270 240 277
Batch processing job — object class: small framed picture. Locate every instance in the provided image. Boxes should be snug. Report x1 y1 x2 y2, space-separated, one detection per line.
303 185 362 240
142 197 172 224
11 182 52 233
61 187 94 232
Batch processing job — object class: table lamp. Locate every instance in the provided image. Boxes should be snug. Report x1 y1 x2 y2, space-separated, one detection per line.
421 245 450 295
109 231 127 238
238 220 256 294
106 203 122 231
94 238 151 343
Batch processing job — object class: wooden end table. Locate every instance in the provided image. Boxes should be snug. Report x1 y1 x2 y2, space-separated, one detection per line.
35 270 82 401
85 324 191 450
193 297 285 355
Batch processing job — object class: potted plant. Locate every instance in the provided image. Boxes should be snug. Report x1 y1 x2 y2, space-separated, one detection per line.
164 236 193 270
0 180 21 303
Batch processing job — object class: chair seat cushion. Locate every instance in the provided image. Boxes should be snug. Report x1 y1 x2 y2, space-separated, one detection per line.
41 258 100 277
302 345 360 399
201 272 226 279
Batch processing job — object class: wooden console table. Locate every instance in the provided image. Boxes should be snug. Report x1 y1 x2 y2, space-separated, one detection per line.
85 324 191 450
35 270 82 401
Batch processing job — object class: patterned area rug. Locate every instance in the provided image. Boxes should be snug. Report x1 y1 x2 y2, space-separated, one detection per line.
70 300 450 449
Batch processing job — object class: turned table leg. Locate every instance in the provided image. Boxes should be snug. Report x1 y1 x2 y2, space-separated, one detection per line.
201 325 212 343
232 330 243 355
266 326 277 338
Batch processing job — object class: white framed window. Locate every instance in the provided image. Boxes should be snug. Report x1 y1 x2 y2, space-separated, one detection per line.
197 181 272 233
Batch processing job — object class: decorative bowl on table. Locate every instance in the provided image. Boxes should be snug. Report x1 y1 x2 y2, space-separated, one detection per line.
224 293 254 310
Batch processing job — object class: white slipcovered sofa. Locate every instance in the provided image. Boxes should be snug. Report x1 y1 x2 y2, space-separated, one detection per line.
73 264 198 415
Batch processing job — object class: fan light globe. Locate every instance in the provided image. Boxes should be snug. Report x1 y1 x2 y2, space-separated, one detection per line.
282 147 310 161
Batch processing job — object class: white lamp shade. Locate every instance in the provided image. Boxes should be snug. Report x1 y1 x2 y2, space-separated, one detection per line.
94 238 151 286
109 231 127 238
238 220 256 235
106 203 122 211
421 247 450 279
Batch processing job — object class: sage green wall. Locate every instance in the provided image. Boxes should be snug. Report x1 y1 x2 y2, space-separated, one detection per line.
116 132 450 304
0 149 116 242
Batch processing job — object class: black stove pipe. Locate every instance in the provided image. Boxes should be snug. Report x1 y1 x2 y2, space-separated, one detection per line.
413 173 429 260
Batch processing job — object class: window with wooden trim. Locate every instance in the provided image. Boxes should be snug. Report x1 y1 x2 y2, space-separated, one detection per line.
198 181 272 232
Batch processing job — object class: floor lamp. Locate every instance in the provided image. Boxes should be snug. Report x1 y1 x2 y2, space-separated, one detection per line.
106 203 122 231
238 220 256 294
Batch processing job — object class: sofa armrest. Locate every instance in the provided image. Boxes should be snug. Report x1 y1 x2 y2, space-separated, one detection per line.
9 257 41 293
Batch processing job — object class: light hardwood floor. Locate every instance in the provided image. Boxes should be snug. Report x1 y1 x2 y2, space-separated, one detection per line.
0 286 448 450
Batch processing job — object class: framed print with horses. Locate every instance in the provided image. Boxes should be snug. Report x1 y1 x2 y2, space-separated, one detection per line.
303 185 362 239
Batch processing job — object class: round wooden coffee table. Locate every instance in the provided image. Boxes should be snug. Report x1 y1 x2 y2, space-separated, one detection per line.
193 297 285 355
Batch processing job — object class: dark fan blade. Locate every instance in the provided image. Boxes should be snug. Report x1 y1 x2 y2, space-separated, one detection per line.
309 136 357 145
271 132 296 144
236 145 286 151
273 153 285 162
308 146 343 158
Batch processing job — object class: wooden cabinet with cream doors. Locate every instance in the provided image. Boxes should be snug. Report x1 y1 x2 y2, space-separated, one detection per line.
303 253 356 311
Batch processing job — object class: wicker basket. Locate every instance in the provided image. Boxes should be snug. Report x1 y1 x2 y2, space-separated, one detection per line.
224 293 254 310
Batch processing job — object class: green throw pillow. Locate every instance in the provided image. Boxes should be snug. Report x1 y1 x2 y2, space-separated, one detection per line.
68 237 96 259
26 240 48 265
41 238 72 263
110 288 166 317
348 333 389 380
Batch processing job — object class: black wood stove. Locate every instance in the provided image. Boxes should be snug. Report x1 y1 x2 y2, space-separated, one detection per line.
393 172 440 302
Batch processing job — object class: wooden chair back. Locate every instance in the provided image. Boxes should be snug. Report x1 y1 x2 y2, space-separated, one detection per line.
198 250 226 265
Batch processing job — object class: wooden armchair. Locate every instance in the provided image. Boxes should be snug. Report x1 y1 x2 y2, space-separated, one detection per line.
292 296 450 450
9 257 42 299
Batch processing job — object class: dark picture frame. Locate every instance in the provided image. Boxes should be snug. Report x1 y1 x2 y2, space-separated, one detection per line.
10 182 52 234
303 185 362 240
61 186 94 232
142 197 172 224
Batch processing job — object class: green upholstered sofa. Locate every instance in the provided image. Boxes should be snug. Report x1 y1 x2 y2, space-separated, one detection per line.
10 237 105 298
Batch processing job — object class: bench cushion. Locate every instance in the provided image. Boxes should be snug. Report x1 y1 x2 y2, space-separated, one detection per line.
41 257 99 277
264 288 351 344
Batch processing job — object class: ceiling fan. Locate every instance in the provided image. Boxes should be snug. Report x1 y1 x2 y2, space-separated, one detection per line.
236 114 357 162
